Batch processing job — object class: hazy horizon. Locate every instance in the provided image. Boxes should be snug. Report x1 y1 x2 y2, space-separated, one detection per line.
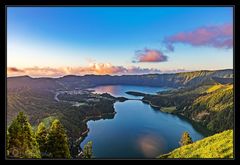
6 68 233 79
7 7 233 77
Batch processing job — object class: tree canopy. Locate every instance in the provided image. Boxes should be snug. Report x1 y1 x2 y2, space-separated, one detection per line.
7 112 72 159
46 119 71 159
179 131 193 146
7 112 41 158
82 141 93 159
36 122 48 158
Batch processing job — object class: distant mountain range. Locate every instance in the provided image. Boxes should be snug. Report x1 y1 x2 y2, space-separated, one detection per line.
8 69 233 91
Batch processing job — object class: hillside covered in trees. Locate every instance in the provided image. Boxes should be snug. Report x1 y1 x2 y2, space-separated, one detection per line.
142 83 233 133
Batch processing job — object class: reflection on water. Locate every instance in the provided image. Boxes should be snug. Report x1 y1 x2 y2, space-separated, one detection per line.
91 86 118 96
137 134 166 157
89 85 169 99
88 113 116 122
81 85 206 158
78 113 116 152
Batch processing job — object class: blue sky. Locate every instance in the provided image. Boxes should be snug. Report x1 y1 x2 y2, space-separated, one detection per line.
7 7 233 76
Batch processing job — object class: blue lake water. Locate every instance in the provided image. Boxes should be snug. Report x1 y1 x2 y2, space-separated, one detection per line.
88 85 169 99
81 85 206 158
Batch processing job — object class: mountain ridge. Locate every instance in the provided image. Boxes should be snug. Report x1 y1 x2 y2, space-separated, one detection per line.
7 69 233 91
8 69 233 79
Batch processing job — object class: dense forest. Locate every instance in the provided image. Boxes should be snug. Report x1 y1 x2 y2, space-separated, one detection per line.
7 112 93 159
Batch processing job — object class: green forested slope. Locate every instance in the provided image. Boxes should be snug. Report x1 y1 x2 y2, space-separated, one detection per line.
143 83 233 133
7 88 116 140
183 84 233 132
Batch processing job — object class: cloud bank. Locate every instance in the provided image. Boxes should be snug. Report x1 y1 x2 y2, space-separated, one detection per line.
133 48 168 63
7 63 163 77
164 24 233 51
8 67 25 73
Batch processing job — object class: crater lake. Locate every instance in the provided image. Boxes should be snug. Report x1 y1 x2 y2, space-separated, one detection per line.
80 85 207 158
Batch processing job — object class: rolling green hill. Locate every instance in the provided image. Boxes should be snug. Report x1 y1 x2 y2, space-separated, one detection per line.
187 84 233 132
159 130 233 158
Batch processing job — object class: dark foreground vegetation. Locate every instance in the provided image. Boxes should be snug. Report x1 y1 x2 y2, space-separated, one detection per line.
7 112 93 159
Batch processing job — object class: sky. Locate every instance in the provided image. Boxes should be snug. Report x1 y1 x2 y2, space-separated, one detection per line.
7 7 233 77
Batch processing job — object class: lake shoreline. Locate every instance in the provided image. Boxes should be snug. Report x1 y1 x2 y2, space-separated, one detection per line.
72 86 209 158
125 89 212 136
55 89 120 158
142 98 213 136
124 89 213 136
75 111 117 157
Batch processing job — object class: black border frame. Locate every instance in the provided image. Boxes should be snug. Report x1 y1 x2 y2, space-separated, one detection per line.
1 0 239 161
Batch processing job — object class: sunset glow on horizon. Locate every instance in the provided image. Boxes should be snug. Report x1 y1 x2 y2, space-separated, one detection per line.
7 7 233 77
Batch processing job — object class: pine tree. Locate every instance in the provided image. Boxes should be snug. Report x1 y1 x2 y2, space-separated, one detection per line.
8 112 41 158
46 119 71 159
82 141 93 159
36 122 48 158
179 131 193 146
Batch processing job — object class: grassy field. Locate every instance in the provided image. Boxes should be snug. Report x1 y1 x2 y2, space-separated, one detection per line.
160 106 177 113
159 130 233 158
